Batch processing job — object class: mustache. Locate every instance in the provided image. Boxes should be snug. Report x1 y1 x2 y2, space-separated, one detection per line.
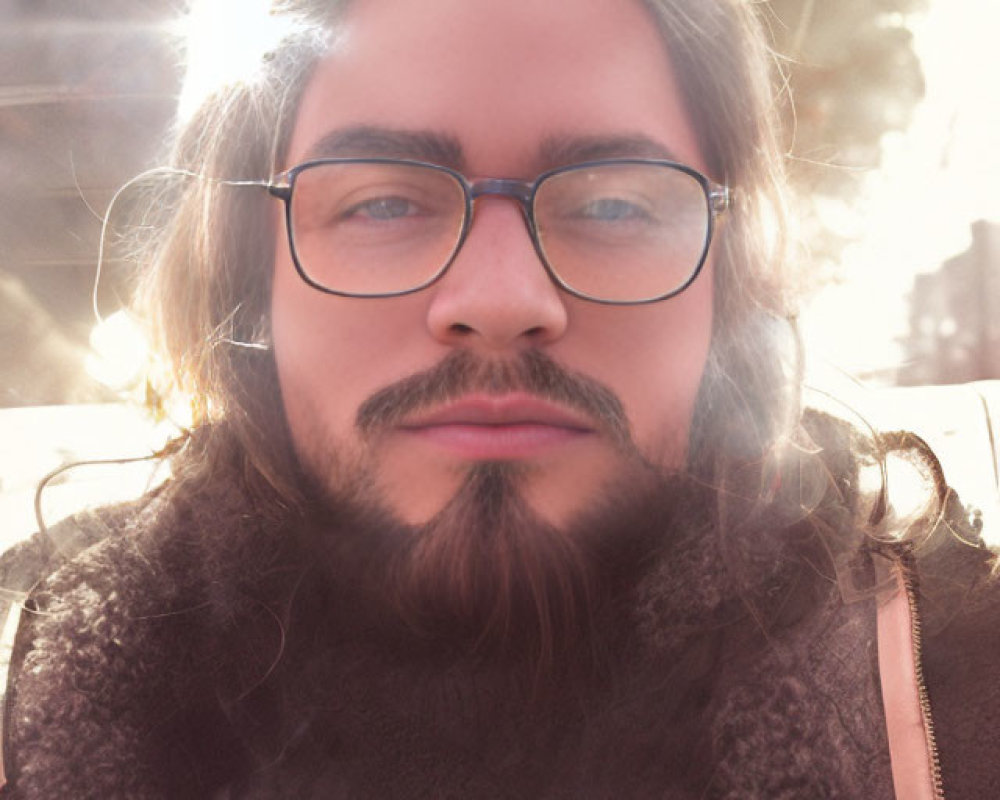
355 349 631 448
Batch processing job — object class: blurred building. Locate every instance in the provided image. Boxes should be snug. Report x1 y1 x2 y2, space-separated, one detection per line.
0 0 177 406
899 220 1000 385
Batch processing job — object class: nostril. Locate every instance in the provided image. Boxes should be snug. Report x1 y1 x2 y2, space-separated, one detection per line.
450 323 474 335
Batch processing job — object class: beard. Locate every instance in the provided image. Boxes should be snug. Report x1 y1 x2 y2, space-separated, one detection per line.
300 460 712 682
292 350 712 673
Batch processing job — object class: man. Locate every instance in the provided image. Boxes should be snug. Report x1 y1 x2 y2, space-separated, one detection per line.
1 0 997 797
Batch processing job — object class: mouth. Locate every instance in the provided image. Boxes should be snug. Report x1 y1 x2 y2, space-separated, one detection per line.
397 392 597 459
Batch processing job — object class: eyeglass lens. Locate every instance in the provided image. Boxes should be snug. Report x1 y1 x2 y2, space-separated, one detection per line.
287 161 712 301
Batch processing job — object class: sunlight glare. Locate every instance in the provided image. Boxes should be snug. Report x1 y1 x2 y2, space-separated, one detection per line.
85 310 149 391
175 0 300 121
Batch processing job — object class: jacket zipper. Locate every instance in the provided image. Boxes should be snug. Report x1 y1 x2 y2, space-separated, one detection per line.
896 549 945 800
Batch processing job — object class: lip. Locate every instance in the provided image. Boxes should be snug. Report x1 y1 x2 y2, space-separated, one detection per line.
397 392 596 459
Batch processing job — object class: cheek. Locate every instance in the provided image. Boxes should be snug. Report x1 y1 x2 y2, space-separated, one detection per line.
271 260 352 450
271 248 438 455
564 268 713 468
269 234 384 460
642 274 714 463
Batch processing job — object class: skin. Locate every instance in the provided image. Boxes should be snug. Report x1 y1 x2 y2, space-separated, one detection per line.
271 0 715 527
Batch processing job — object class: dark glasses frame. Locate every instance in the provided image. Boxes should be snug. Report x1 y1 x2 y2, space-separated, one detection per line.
267 157 732 305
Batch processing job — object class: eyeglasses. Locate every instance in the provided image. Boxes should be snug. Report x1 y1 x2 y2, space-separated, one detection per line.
268 158 731 305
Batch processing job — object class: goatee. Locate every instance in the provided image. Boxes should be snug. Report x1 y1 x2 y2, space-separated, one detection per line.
300 459 711 677
293 348 711 676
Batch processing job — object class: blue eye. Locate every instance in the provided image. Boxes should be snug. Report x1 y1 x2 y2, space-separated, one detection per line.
344 196 416 221
575 197 652 222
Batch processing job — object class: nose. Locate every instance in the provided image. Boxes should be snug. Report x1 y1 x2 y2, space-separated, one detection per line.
425 197 569 351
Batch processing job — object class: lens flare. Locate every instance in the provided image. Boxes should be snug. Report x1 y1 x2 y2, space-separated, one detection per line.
175 0 302 121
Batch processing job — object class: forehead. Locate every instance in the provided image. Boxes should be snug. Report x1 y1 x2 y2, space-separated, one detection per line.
285 0 705 176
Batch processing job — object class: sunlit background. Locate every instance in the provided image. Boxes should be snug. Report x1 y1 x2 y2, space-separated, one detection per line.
1 0 998 543
801 0 1000 380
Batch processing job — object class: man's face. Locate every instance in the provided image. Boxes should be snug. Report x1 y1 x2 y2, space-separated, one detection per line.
271 0 714 527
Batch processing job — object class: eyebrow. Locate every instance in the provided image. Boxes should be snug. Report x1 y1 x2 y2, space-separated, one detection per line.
297 126 681 174
538 133 681 167
300 126 466 170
